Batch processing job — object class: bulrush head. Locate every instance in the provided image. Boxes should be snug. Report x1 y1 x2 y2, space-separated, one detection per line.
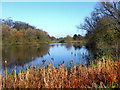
48 52 50 55
62 61 64 66
42 60 46 65
40 55 43 58
42 60 46 63
51 58 54 61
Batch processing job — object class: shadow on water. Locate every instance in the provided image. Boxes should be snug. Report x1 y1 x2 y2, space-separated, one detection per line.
73 43 82 50
2 44 50 67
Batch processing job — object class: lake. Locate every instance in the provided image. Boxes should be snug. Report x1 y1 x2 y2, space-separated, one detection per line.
2 43 93 75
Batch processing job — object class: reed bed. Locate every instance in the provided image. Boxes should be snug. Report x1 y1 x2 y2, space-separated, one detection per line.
1 54 120 88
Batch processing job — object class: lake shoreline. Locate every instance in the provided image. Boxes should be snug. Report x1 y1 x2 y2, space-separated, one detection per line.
2 40 85 46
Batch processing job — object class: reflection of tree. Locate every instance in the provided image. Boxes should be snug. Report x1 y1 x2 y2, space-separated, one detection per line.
85 45 97 58
64 43 72 50
50 45 55 47
2 45 50 66
73 43 82 50
86 45 118 58
60 44 65 47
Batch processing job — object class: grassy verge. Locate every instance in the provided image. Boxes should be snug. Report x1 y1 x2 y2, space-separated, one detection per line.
49 40 86 44
1 54 120 88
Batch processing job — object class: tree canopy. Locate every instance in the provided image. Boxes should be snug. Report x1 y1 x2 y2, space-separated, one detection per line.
1 19 50 45
78 1 120 55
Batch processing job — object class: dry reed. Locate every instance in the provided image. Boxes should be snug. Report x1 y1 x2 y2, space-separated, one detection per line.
1 54 120 88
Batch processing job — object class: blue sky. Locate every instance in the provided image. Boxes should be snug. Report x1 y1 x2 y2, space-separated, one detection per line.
2 2 96 38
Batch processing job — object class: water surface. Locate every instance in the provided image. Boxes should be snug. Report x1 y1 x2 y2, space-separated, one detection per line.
2 43 93 74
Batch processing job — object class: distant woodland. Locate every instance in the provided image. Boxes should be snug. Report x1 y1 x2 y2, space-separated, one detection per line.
1 19 50 45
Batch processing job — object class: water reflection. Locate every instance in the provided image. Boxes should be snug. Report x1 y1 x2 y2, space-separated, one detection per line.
73 43 82 50
2 44 50 67
65 43 72 50
2 43 93 75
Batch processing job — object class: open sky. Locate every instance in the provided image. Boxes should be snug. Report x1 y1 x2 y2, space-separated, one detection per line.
2 2 97 38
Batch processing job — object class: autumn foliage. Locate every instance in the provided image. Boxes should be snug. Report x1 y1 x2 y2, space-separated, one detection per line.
1 54 120 88
1 21 50 45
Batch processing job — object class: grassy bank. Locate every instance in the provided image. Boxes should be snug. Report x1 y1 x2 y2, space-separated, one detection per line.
1 54 120 88
49 40 86 44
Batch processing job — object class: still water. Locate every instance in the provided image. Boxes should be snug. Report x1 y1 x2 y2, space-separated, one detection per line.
2 43 93 74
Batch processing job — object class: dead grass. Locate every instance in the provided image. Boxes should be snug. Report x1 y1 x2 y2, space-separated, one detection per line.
1 54 120 88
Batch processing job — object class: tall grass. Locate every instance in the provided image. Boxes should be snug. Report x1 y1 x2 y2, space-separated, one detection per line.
1 54 120 88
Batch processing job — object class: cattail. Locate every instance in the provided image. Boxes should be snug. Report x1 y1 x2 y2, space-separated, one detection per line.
14 66 17 82
47 64 50 84
42 60 46 64
47 64 50 70
51 58 54 66
62 62 65 74
5 68 7 80
62 61 64 67
42 62 45 77
38 82 41 88
74 65 76 74
48 52 50 55
103 56 105 67
25 64 28 70
42 63 48 87
51 58 54 61
70 61 73 73
44 78 48 88
19 71 22 81
26 70 29 81
0 74 1 90
65 68 68 76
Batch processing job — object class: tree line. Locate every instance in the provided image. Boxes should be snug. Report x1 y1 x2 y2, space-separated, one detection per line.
1 18 50 45
78 1 120 55
1 18 84 45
